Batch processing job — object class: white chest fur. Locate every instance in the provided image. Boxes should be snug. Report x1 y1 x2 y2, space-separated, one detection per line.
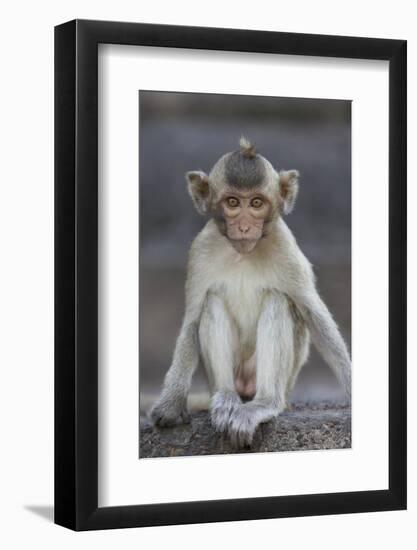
210 249 280 359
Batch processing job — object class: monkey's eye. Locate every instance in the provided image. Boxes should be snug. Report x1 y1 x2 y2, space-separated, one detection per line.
226 197 240 208
251 198 264 209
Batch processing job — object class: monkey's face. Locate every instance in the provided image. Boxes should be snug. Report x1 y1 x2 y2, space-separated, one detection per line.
186 138 300 255
218 189 272 254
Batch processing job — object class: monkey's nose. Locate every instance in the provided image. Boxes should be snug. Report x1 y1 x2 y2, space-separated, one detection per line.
240 225 250 234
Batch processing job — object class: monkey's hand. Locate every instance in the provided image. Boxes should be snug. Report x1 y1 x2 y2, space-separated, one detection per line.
228 401 278 448
210 390 242 433
149 395 190 427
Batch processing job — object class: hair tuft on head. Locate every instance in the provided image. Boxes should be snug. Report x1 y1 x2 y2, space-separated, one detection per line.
239 136 257 159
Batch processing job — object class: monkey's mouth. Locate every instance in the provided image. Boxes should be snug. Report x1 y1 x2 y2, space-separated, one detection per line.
229 239 259 254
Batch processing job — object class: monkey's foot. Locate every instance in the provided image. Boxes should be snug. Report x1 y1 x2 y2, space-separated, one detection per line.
228 401 278 448
149 399 190 428
210 390 242 433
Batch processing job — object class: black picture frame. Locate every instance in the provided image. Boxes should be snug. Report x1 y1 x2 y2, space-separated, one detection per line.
55 19 407 531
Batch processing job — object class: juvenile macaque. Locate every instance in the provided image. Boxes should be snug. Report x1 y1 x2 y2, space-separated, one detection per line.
150 137 351 448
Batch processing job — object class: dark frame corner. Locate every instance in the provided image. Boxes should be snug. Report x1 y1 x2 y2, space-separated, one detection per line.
54 19 407 531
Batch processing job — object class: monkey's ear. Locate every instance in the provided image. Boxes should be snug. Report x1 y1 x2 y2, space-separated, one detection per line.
186 171 210 215
278 170 299 214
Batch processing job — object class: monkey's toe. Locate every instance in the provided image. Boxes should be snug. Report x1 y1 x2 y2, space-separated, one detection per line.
228 407 258 448
227 401 278 448
210 390 242 433
229 425 256 449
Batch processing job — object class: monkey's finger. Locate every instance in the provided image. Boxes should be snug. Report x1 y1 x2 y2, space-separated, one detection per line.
150 406 191 427
148 408 160 425
149 407 174 427
181 411 191 424
155 416 178 427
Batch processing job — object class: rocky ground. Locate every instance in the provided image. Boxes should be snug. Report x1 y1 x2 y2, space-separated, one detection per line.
139 402 351 458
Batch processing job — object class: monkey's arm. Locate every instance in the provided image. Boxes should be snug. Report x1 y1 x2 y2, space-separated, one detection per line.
150 317 200 426
279 226 351 398
150 233 209 427
295 288 351 398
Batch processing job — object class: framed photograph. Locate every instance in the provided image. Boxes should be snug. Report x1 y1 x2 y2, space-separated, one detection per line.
55 19 406 530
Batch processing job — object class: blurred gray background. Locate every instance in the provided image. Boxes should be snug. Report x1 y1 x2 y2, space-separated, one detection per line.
139 91 351 414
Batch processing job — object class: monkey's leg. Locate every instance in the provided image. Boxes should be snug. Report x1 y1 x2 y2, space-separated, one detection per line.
150 320 199 427
228 291 294 448
199 292 242 432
